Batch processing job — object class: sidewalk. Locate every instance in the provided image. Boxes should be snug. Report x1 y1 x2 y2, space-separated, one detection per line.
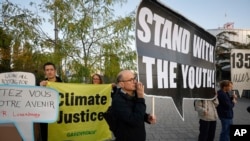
144 96 250 141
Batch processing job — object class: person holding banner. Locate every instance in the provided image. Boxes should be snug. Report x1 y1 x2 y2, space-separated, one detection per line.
37 62 62 141
194 95 219 141
216 80 237 141
112 70 156 141
91 73 118 98
39 62 62 86
91 73 103 84
91 73 117 140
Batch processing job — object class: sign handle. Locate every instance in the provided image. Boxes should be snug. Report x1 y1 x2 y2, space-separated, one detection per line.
152 96 155 116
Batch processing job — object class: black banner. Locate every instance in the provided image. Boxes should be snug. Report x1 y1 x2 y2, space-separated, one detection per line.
136 0 216 117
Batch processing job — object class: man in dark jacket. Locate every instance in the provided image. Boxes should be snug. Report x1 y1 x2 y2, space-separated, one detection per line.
216 80 237 141
112 70 156 141
39 62 62 86
36 62 62 141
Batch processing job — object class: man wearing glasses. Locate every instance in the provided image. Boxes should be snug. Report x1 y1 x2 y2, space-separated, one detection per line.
112 70 156 141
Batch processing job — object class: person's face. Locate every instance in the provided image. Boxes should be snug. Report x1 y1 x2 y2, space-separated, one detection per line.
119 71 137 93
228 83 233 91
92 75 101 84
225 83 233 92
44 65 56 80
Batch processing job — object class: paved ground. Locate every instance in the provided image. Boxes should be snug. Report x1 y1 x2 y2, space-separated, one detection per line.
144 96 250 141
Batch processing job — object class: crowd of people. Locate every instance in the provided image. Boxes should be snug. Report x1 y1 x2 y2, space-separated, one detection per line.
35 61 244 141
35 62 156 141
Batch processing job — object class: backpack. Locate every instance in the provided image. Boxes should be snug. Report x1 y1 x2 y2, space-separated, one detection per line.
103 87 119 132
103 106 117 132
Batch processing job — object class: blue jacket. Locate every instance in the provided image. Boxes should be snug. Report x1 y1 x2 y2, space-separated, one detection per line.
216 90 235 119
112 88 150 141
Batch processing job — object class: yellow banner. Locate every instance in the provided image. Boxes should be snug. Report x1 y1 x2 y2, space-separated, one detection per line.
47 82 112 141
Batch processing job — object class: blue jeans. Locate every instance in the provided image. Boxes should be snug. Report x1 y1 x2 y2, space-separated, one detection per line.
219 118 232 141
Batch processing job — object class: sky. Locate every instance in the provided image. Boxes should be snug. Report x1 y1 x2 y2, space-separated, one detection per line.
6 0 250 36
121 0 250 30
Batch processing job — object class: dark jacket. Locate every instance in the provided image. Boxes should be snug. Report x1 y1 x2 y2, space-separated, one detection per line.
36 76 62 86
112 88 149 141
40 76 62 141
47 76 62 82
216 90 235 119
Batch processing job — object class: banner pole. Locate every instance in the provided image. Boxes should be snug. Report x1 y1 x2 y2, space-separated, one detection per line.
152 96 155 116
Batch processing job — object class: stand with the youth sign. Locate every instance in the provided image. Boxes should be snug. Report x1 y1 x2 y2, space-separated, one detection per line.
136 0 216 120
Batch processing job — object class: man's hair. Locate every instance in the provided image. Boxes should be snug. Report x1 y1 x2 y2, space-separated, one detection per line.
43 62 56 70
116 73 123 83
219 80 232 89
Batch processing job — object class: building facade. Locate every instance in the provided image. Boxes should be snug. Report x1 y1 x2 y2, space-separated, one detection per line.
207 23 250 91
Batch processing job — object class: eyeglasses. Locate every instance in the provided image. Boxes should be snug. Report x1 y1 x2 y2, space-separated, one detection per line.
120 77 137 83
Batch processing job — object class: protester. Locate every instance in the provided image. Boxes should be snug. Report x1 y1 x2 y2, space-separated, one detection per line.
37 62 62 141
39 62 62 86
111 70 156 141
195 95 219 141
216 80 237 141
91 73 117 140
91 73 103 84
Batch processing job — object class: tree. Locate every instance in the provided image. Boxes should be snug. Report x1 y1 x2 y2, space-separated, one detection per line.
1 0 57 79
103 43 121 83
40 0 136 82
215 31 250 81
1 0 137 82
0 27 12 72
2 1 48 48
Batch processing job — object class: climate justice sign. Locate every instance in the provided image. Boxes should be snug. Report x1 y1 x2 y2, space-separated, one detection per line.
136 0 216 118
46 82 112 141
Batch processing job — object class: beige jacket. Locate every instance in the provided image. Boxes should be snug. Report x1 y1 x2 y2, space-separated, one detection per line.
195 98 219 121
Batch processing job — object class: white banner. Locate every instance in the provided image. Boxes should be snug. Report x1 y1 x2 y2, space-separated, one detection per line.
231 49 250 97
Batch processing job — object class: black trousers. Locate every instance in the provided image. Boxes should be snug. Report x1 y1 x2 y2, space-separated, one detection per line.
198 119 217 141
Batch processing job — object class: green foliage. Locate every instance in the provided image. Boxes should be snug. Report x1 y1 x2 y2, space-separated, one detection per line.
0 27 12 72
1 0 136 83
2 1 45 45
40 0 136 82
66 60 90 83
215 30 250 81
103 43 121 83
